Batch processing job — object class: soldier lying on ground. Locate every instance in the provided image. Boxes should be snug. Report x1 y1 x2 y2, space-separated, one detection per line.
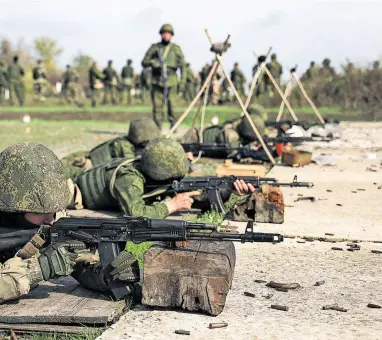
0 142 139 302
61 117 161 181
68 138 256 218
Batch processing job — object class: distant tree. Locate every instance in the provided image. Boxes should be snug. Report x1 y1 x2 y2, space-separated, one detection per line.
33 36 63 71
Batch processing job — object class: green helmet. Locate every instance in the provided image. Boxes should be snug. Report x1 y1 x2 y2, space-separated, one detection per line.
127 117 161 145
247 104 268 121
0 142 69 213
237 115 265 142
140 138 189 181
159 24 174 35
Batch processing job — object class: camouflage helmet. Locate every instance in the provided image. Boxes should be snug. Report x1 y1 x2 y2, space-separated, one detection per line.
237 115 266 142
159 24 174 35
0 142 70 213
127 117 161 145
247 104 268 121
140 138 189 181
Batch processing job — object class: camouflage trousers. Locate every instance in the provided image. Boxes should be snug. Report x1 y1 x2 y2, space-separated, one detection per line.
103 85 118 105
185 82 195 102
9 82 25 106
150 84 178 128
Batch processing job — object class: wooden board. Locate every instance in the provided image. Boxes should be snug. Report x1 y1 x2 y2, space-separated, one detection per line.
0 277 126 326
0 323 102 334
216 160 268 177
142 241 236 316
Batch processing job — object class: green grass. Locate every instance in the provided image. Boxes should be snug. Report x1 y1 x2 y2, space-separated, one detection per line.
0 119 127 153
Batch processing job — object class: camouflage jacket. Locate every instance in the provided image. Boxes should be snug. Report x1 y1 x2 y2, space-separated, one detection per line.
121 65 134 79
88 66 104 88
266 61 283 80
141 41 186 87
7 63 24 84
112 162 169 219
230 69 246 86
63 69 78 85
103 66 119 85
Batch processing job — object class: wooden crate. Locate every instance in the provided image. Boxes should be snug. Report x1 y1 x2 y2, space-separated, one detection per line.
216 160 267 177
282 149 312 166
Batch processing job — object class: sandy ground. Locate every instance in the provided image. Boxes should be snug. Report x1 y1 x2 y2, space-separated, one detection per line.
96 122 382 340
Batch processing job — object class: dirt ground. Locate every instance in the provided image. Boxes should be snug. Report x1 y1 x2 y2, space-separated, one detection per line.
92 122 382 340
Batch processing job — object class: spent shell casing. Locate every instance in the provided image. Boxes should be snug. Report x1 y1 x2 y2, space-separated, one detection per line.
314 280 325 286
322 305 347 312
209 322 228 329
175 330 190 335
275 287 289 292
367 303 381 309
271 304 289 311
243 291 256 298
254 279 267 283
332 247 343 251
325 233 335 236
371 250 382 254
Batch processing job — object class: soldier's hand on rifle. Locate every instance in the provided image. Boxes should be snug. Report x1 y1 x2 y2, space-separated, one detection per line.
233 179 256 196
108 251 140 283
165 191 200 214
38 241 86 280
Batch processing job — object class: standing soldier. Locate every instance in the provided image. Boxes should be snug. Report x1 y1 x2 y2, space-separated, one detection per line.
230 62 246 98
320 58 336 81
0 60 8 105
265 53 283 94
142 24 187 129
303 61 318 80
32 59 47 102
121 59 134 104
102 60 119 105
185 63 196 102
62 65 79 104
7 55 25 106
88 61 104 107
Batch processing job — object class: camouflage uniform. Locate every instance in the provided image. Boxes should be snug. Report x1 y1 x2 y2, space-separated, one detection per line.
88 62 104 107
61 117 160 181
32 60 47 101
63 65 79 104
0 61 8 104
121 59 134 104
0 142 139 301
265 54 283 93
7 56 25 106
74 138 189 218
142 24 187 128
102 60 119 105
0 142 71 302
230 63 246 97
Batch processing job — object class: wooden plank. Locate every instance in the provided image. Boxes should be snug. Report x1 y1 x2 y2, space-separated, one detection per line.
142 241 236 316
216 162 268 177
0 323 102 334
0 277 126 325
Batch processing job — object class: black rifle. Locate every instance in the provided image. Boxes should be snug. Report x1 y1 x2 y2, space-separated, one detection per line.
40 216 283 299
264 136 334 143
146 175 313 214
266 119 340 130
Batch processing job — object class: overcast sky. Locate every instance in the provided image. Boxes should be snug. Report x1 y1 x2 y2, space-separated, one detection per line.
0 0 381 80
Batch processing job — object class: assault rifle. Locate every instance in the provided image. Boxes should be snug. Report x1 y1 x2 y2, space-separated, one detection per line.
266 119 340 130
146 175 313 214
40 216 283 299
